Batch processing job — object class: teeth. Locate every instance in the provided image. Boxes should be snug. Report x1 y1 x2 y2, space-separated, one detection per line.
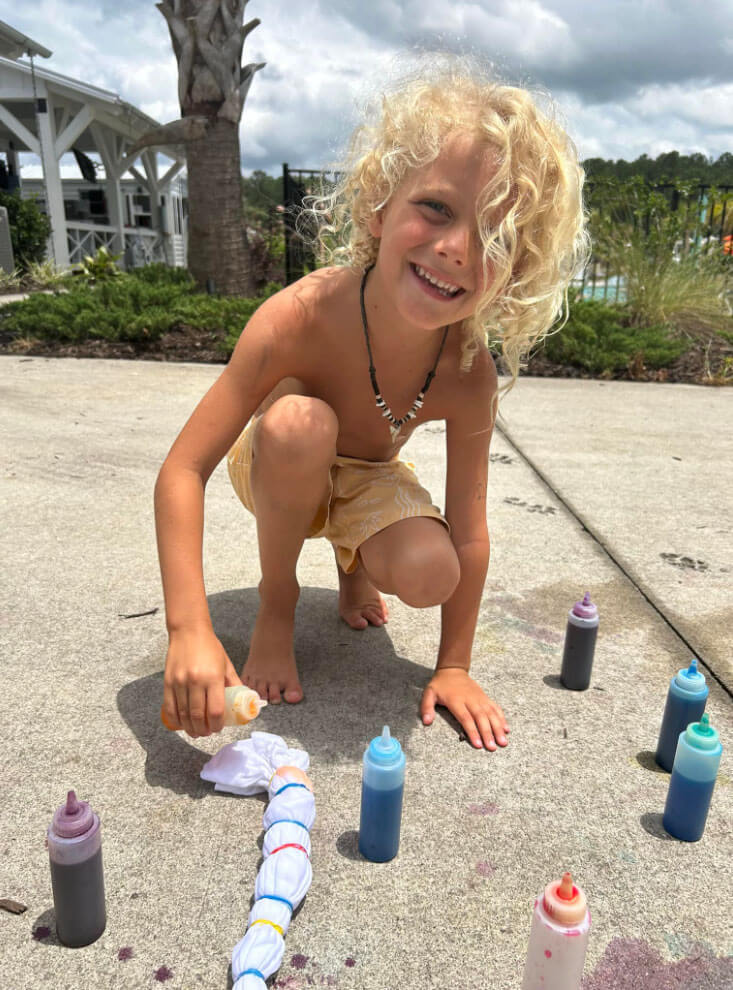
415 265 461 296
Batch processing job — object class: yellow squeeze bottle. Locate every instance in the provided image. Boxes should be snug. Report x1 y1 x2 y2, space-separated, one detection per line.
161 685 266 731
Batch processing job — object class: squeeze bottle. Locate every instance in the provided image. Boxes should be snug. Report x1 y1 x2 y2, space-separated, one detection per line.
654 658 708 771
47 790 106 947
663 713 722 842
521 872 590 990
560 593 599 691
161 684 266 730
358 726 405 862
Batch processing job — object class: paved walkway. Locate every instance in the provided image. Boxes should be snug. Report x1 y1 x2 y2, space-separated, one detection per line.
1 357 731 989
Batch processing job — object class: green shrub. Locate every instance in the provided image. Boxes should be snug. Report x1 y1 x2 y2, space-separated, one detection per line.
0 190 52 268
0 266 282 352
541 297 689 374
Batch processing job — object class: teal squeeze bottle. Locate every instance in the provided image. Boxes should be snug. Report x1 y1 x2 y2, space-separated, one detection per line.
358 726 405 862
655 658 708 771
663 713 722 842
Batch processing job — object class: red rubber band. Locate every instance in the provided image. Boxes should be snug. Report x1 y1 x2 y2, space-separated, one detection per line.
270 842 309 857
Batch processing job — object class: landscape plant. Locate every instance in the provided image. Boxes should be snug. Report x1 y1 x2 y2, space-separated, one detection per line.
0 190 52 269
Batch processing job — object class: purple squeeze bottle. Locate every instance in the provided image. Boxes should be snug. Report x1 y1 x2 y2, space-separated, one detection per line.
560 593 599 691
47 790 106 946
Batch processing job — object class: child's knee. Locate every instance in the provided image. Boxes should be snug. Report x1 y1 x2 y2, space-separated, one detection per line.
256 395 338 462
391 540 460 608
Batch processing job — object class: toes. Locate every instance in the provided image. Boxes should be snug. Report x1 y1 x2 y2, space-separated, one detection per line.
267 682 283 704
283 683 304 704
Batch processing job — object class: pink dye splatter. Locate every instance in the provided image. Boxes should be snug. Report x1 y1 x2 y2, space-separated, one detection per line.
581 938 733 989
468 802 500 815
476 861 495 878
291 953 308 970
345 957 356 967
118 946 134 961
154 965 174 982
32 926 51 941
545 950 552 958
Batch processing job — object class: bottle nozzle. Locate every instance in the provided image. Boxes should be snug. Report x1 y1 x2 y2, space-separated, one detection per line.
698 713 713 735
558 871 575 900
65 790 79 815
381 725 391 747
687 658 698 676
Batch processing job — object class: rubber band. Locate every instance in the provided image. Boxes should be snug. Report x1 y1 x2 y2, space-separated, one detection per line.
233 967 265 982
255 893 293 911
250 919 284 937
268 770 277 787
273 782 309 797
270 842 309 857
267 818 309 832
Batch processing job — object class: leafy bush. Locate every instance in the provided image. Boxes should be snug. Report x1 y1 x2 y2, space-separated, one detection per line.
587 178 733 336
0 265 281 352
541 296 689 374
0 190 52 268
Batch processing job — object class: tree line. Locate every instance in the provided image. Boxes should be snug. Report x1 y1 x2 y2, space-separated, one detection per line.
583 152 733 187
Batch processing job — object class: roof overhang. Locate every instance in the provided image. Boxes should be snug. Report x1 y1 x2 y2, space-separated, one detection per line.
0 20 52 60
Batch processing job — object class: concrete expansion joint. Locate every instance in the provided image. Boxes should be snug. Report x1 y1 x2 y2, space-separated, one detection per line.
495 422 732 702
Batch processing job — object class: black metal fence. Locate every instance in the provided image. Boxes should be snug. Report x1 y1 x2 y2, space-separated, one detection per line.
282 166 733 297
577 183 733 301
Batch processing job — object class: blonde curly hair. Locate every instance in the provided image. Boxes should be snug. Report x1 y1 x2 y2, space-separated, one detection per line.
306 57 590 381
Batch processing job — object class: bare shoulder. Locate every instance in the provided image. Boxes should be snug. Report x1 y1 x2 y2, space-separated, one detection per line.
445 339 498 426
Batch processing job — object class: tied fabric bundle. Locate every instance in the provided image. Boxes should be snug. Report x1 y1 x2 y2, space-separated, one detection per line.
200 733 315 990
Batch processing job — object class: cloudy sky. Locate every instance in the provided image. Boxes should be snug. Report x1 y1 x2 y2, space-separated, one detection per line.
4 0 733 180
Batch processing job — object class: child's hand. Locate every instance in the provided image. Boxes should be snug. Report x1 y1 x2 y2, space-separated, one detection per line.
162 628 243 737
420 667 510 751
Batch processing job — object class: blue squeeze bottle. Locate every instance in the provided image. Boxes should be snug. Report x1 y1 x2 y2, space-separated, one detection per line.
655 658 708 772
663 713 722 842
358 726 405 862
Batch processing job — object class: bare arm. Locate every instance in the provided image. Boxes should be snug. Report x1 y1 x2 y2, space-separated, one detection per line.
420 351 509 750
154 288 306 734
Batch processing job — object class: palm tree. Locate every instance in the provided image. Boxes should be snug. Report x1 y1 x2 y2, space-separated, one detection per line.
131 0 264 294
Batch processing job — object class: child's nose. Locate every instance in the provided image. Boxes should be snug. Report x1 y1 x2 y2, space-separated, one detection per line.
435 222 472 266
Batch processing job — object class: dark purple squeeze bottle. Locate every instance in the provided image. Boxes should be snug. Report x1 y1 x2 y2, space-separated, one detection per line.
47 790 106 947
560 592 599 691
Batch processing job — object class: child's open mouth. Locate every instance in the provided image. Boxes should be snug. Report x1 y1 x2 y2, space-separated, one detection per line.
410 263 465 300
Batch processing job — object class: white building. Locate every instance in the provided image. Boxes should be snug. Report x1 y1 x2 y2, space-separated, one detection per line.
0 19 188 270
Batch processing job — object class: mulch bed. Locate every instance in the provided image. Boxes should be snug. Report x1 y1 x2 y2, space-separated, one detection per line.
2 323 732 386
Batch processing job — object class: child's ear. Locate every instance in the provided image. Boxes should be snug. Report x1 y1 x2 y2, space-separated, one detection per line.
367 209 384 239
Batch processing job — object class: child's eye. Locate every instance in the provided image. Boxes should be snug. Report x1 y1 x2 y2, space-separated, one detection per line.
419 199 449 216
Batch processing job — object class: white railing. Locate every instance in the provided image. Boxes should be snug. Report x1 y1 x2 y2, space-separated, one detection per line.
65 222 167 267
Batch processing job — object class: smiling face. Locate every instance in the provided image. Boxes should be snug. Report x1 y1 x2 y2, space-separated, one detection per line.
367 132 497 334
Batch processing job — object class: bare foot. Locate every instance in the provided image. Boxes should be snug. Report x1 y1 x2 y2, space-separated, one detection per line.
241 581 304 704
337 557 389 630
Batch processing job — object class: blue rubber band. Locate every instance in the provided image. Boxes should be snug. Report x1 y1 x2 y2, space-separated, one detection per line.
273 782 309 797
267 818 309 832
233 967 265 983
255 893 293 911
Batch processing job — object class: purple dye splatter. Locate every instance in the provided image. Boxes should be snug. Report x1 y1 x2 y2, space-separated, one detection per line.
291 953 308 970
345 957 356 967
154 965 174 982
476 861 495 878
32 926 51 941
118 946 134 961
581 938 733 989
468 802 500 816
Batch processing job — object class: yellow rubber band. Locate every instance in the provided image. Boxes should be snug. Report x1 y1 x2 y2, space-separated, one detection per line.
268 770 278 787
250 919 284 937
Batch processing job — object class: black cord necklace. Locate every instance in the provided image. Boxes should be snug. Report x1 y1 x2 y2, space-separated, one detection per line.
360 264 449 442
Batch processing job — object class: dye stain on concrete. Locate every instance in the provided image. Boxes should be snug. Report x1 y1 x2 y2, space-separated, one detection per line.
345 957 356 967
32 926 51 941
291 953 308 970
582 938 733 989
476 861 496 878
154 965 174 982
117 946 134 961
468 802 500 815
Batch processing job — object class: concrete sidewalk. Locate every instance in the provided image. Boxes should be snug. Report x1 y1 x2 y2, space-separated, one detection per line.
1 356 731 990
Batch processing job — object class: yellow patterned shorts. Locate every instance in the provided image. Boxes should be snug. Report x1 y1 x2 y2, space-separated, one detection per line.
226 418 449 574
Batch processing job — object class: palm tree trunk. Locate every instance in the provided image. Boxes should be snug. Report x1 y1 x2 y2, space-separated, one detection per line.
186 116 252 295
